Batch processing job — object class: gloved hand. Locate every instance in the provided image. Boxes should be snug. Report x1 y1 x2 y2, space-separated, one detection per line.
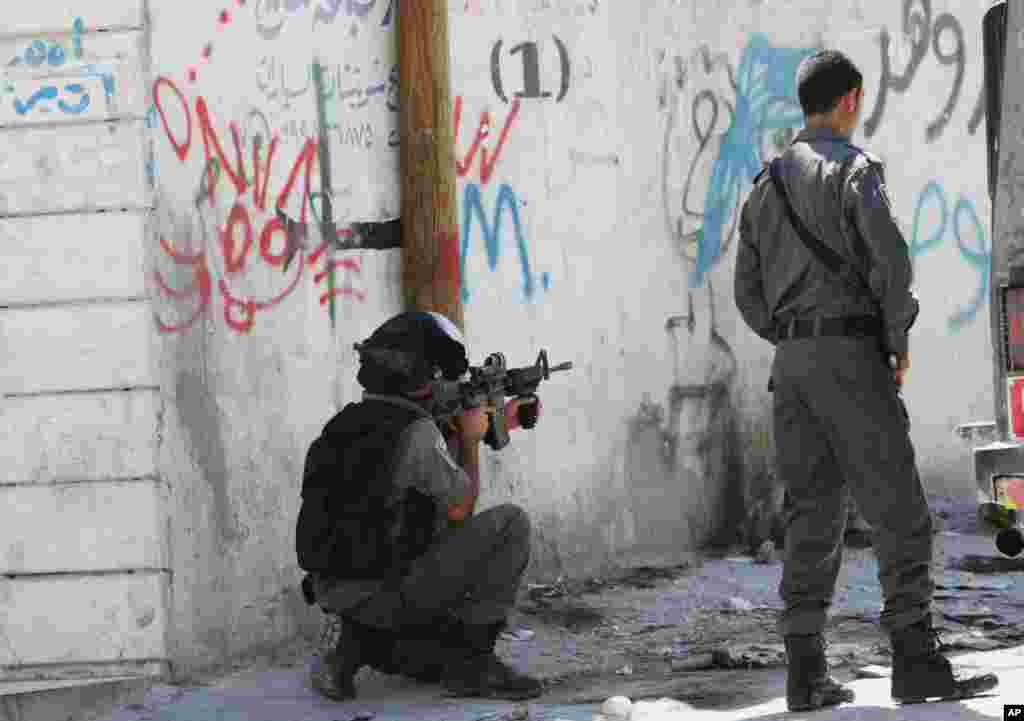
504 395 541 431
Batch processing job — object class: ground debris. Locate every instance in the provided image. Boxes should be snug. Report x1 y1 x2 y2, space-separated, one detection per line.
614 564 693 589
949 554 1024 574
670 644 785 671
941 607 998 625
526 578 572 600
854 665 892 679
631 623 678 637
669 653 715 672
523 563 694 602
499 627 535 642
473 705 530 721
940 631 1004 652
726 597 755 612
984 625 1024 645
517 596 605 632
936 572 1012 591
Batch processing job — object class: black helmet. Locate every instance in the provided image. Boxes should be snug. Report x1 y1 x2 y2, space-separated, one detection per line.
355 311 469 393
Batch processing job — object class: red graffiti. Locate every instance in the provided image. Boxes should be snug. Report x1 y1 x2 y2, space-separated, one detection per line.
153 76 191 162
152 236 212 334
151 75 364 335
222 203 252 274
315 257 366 306
453 95 520 186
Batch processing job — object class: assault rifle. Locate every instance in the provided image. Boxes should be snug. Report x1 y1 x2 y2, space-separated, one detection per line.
431 350 572 450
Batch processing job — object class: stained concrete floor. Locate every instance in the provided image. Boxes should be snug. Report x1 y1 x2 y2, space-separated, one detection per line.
95 494 1024 721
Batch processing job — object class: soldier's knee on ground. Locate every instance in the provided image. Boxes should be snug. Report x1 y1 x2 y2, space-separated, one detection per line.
505 503 531 542
472 503 531 544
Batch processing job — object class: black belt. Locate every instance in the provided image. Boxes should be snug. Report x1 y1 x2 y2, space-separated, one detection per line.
776 315 881 341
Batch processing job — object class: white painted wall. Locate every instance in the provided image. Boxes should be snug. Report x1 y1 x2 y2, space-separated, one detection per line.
1 0 999 678
0 0 168 682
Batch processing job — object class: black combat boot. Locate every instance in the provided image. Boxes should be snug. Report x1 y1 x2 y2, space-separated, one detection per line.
440 621 544 700
784 634 855 712
311 617 399 701
390 635 447 683
890 616 999 704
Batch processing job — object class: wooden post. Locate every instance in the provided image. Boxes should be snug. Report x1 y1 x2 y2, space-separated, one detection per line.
397 0 463 330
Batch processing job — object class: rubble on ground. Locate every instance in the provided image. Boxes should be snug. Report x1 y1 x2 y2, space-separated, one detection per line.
949 554 1024 574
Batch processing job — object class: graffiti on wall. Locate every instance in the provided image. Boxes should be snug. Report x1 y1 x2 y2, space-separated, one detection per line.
629 278 745 547
2 19 118 120
151 75 374 334
455 94 550 302
862 0 985 142
256 54 398 114
911 181 990 331
147 0 408 333
660 34 815 289
659 2 990 296
490 35 571 104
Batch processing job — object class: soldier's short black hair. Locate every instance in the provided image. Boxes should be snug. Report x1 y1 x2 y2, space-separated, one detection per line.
797 50 863 116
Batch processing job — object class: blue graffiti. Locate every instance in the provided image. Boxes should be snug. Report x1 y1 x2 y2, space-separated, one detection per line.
949 198 990 331
72 18 84 60
314 0 376 23
14 86 58 114
9 20 86 69
911 181 946 257
14 82 91 115
12 40 64 67
690 34 814 288
460 183 535 302
11 66 114 117
10 39 71 68
910 181 991 331
57 83 89 113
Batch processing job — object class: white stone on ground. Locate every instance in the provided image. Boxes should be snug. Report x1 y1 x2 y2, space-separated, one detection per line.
600 695 632 717
597 695 698 720
628 697 696 719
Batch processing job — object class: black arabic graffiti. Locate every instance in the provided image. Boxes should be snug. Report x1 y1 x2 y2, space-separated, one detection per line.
863 0 984 142
491 36 570 103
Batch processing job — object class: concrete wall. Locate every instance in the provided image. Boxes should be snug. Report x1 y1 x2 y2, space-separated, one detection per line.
0 0 998 678
0 1 170 681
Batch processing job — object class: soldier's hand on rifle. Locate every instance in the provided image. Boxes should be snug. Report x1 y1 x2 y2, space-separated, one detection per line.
505 395 542 431
890 352 909 388
455 402 494 445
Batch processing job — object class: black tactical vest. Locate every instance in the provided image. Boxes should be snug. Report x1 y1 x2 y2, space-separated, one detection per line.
295 398 437 579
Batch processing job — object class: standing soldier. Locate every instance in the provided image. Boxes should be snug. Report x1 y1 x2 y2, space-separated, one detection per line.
734 50 999 711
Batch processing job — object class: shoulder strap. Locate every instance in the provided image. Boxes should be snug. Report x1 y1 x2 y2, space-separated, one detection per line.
768 158 869 294
752 162 770 185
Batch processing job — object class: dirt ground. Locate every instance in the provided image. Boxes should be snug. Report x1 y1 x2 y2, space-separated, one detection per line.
491 494 1024 711
177 495 1024 714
